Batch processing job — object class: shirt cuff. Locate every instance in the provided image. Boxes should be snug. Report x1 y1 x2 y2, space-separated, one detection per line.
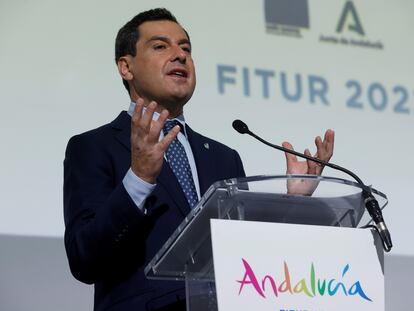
122 168 156 212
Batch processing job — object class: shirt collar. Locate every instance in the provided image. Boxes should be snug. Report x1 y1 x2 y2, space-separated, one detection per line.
127 101 188 137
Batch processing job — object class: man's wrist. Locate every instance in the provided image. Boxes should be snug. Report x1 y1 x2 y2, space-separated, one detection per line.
131 166 157 184
123 168 156 211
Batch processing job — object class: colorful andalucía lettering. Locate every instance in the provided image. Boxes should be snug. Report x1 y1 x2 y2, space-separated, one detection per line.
237 258 372 302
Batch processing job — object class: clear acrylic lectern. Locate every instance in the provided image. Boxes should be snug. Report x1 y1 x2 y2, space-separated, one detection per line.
144 175 387 311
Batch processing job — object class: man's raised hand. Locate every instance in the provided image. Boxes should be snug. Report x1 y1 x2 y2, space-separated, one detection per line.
130 98 180 184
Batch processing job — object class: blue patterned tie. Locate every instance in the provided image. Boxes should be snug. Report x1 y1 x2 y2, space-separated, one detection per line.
163 120 198 208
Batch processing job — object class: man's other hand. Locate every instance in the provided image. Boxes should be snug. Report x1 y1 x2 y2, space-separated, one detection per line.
282 129 335 195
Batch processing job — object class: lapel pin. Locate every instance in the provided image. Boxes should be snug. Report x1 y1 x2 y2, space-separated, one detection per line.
204 143 209 149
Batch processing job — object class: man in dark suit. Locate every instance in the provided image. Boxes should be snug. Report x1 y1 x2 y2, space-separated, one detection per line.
64 8 334 311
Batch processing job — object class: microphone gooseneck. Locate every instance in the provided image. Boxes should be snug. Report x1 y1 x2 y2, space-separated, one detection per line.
232 119 392 252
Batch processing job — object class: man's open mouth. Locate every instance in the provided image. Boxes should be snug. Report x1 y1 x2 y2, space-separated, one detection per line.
167 68 188 78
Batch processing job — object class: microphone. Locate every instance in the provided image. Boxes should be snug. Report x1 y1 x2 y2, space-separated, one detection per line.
232 119 392 252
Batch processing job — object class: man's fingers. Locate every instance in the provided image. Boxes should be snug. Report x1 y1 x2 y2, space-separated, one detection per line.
305 148 317 170
282 141 297 164
324 129 334 142
140 101 157 132
132 98 145 125
304 148 312 157
315 135 326 160
148 109 169 143
282 141 294 150
158 125 180 152
315 135 323 150
314 129 335 161
324 129 335 155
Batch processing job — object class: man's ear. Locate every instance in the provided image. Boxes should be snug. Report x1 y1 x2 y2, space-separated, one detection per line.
117 56 134 81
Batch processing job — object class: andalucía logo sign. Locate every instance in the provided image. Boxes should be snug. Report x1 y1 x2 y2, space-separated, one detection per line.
237 258 372 302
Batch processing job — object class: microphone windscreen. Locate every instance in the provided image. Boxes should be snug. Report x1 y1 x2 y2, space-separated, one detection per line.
232 119 249 134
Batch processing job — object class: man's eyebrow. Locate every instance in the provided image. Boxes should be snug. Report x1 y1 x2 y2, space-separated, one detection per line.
178 38 191 46
146 36 191 46
147 35 169 44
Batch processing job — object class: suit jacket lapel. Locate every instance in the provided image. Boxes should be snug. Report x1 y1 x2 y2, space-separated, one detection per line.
157 163 191 216
111 111 191 216
111 111 131 152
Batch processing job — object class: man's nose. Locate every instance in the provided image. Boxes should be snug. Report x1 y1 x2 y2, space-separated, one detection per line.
170 45 186 63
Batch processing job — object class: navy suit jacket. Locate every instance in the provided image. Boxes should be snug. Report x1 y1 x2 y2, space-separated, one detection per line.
63 111 245 310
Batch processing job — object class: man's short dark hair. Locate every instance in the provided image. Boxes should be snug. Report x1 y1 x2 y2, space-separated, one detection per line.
115 8 188 94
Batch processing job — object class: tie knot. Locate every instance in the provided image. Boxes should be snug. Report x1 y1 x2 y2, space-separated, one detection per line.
163 120 183 135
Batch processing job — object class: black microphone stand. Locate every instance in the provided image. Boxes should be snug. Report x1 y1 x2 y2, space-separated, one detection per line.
232 119 392 252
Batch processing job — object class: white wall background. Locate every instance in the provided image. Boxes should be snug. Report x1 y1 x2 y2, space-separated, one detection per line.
1 0 412 255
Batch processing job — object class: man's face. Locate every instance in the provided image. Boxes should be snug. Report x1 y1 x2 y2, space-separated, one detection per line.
128 20 196 109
